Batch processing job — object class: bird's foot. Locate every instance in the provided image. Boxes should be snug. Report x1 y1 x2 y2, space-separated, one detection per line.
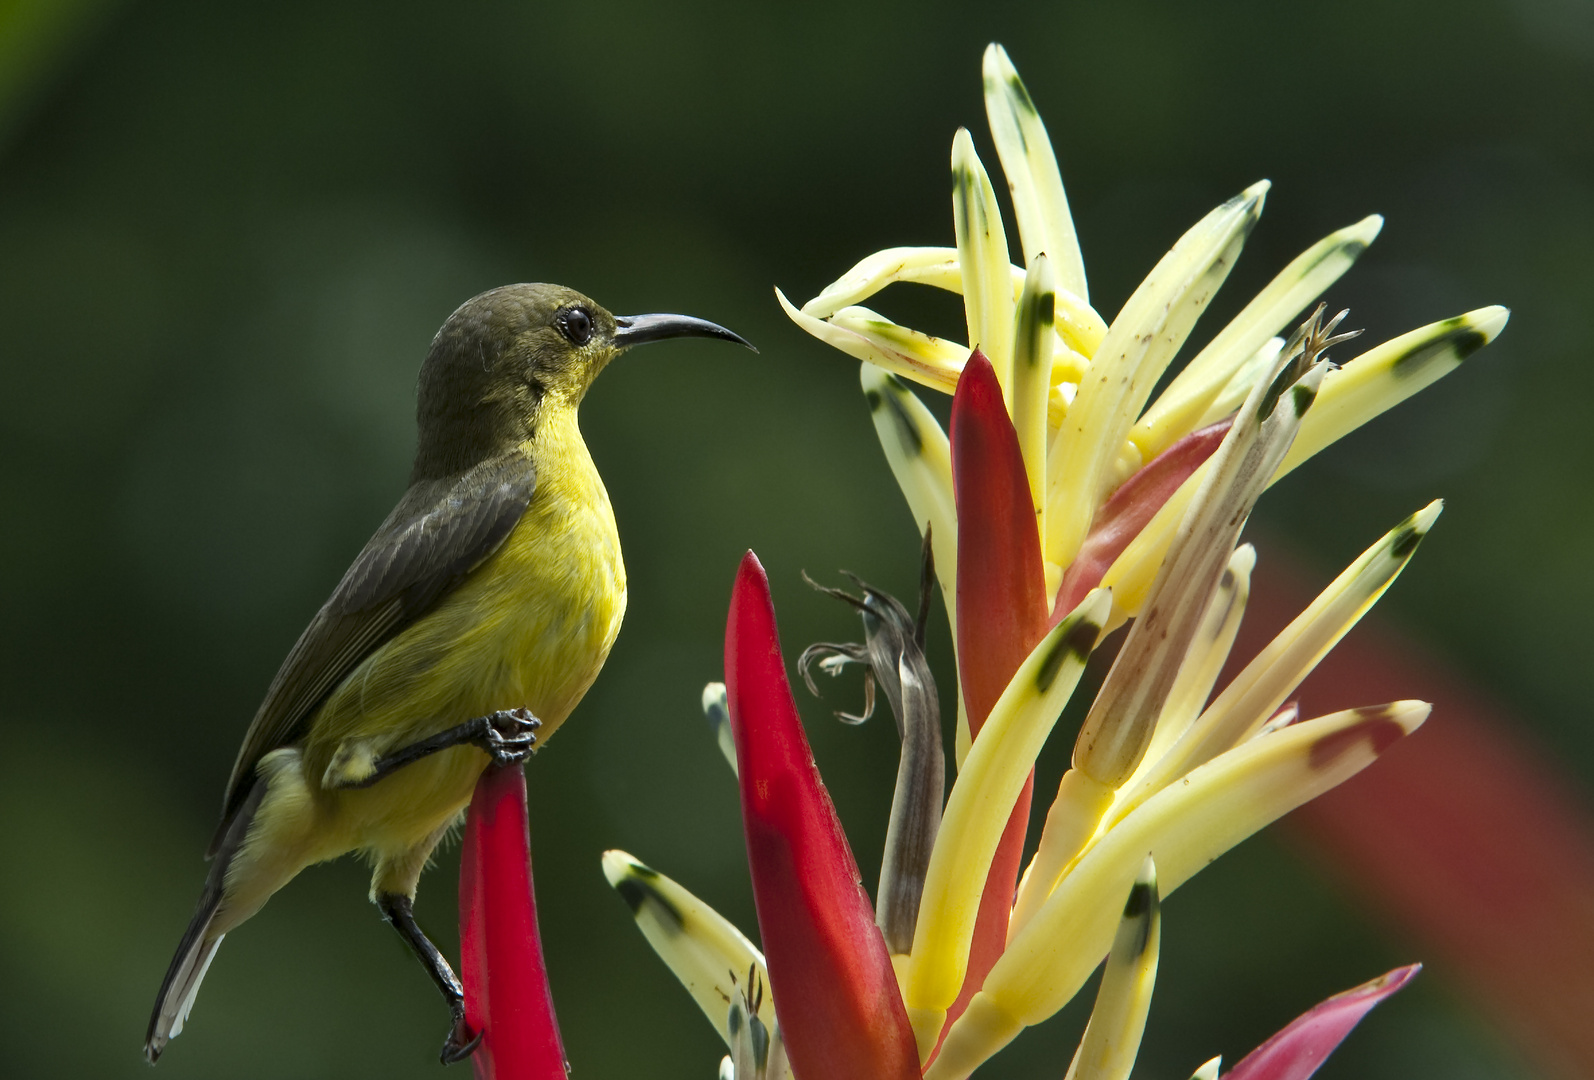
473 708 541 767
440 1005 482 1065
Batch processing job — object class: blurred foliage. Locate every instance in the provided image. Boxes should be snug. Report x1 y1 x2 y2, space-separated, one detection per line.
0 0 1586 1077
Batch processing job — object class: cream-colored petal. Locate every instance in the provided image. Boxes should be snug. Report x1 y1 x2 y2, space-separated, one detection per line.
952 128 1017 398
801 244 1105 357
903 589 1111 1055
1133 216 1382 460
1188 1056 1222 1080
1045 182 1269 573
601 851 775 1046
1277 306 1510 479
859 364 958 617
1065 858 1161 1080
780 289 966 394
802 246 968 319
1013 255 1057 530
923 701 1431 1080
982 44 1088 300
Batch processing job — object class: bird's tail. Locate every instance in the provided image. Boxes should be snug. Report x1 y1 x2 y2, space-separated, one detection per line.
145 782 264 1063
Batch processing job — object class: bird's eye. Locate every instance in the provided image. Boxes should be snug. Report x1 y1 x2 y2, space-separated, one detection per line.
556 306 593 346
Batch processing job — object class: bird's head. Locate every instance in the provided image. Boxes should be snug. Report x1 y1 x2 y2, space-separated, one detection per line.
412 282 752 478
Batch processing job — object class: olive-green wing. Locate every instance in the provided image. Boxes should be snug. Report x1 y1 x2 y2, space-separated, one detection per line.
210 450 537 849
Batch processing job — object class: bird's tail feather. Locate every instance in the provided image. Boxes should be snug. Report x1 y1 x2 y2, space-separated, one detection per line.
145 781 264 1063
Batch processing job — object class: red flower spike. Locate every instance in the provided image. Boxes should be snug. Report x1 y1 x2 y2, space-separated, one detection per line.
725 552 920 1080
459 765 567 1080
1225 964 1420 1080
946 350 1048 1031
1052 419 1232 619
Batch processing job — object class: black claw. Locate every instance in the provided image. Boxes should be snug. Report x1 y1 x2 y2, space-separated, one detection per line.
477 708 541 766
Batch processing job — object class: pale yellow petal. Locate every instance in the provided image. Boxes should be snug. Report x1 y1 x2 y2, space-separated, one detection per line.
1013 254 1056 530
1277 306 1510 479
601 851 775 1046
1065 858 1161 1080
952 128 1016 397
982 44 1088 300
801 246 967 319
780 288 966 394
859 363 958 622
1050 285 1108 357
800 244 1104 357
1045 182 1269 573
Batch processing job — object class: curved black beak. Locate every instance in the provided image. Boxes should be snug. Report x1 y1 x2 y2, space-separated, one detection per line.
613 313 757 353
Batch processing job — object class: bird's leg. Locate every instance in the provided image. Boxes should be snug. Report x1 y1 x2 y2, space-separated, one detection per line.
377 893 482 1065
335 709 541 790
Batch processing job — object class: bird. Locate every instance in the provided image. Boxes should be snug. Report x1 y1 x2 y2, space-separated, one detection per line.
144 283 753 1064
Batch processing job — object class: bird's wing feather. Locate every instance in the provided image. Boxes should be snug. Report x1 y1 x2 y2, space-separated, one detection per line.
210 450 537 848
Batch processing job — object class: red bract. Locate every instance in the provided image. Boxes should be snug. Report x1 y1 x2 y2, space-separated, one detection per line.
1225 964 1420 1080
1052 419 1232 618
951 350 1049 729
459 765 567 1080
725 552 920 1080
947 350 1048 1029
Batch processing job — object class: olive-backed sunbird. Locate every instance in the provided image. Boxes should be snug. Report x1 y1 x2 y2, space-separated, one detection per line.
144 283 753 1064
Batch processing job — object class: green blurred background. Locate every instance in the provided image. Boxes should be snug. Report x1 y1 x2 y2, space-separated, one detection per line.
1 0 1588 1077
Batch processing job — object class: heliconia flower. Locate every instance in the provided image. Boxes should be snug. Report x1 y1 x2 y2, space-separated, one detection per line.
457 765 566 1080
602 41 1505 1080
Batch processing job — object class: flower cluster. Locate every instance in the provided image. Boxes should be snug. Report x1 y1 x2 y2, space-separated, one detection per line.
594 43 1506 1080
454 42 1508 1080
